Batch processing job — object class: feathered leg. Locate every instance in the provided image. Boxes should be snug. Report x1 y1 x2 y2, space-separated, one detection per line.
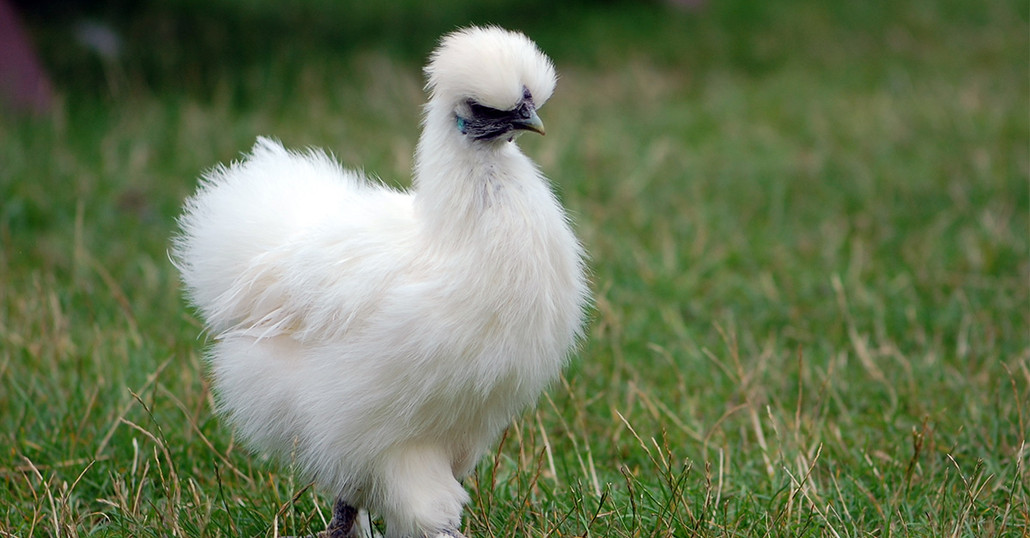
376 445 470 538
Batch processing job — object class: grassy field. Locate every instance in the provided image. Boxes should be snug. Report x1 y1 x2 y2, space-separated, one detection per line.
2 0 1028 535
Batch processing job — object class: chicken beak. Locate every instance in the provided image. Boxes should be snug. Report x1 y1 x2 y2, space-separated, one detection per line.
512 110 546 136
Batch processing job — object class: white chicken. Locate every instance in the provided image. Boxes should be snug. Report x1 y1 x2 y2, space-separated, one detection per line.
173 26 588 538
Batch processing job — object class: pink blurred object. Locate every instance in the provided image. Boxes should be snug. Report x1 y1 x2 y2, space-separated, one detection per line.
0 0 54 115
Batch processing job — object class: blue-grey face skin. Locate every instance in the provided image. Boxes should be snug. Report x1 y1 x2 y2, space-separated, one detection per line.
456 87 545 141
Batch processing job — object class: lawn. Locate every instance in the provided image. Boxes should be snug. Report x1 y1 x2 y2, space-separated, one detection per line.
1 0 1027 536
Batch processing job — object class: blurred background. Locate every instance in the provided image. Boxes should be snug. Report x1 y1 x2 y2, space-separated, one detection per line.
1 0 1027 535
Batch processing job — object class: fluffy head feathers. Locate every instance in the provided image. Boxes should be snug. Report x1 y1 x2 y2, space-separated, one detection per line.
425 26 556 111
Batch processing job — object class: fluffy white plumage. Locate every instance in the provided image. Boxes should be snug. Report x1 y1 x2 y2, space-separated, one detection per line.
173 26 587 537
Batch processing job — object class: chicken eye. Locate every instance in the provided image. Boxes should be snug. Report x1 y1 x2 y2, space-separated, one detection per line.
467 100 509 121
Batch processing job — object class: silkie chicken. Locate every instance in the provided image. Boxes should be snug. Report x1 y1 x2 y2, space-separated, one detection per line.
173 26 588 538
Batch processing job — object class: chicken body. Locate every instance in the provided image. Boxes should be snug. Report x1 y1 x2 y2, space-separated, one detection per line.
174 27 587 538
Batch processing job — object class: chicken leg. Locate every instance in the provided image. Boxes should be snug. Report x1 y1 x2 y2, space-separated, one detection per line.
318 497 359 538
314 495 468 538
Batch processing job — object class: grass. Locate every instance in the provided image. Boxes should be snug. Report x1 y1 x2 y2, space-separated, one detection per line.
2 0 1027 535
